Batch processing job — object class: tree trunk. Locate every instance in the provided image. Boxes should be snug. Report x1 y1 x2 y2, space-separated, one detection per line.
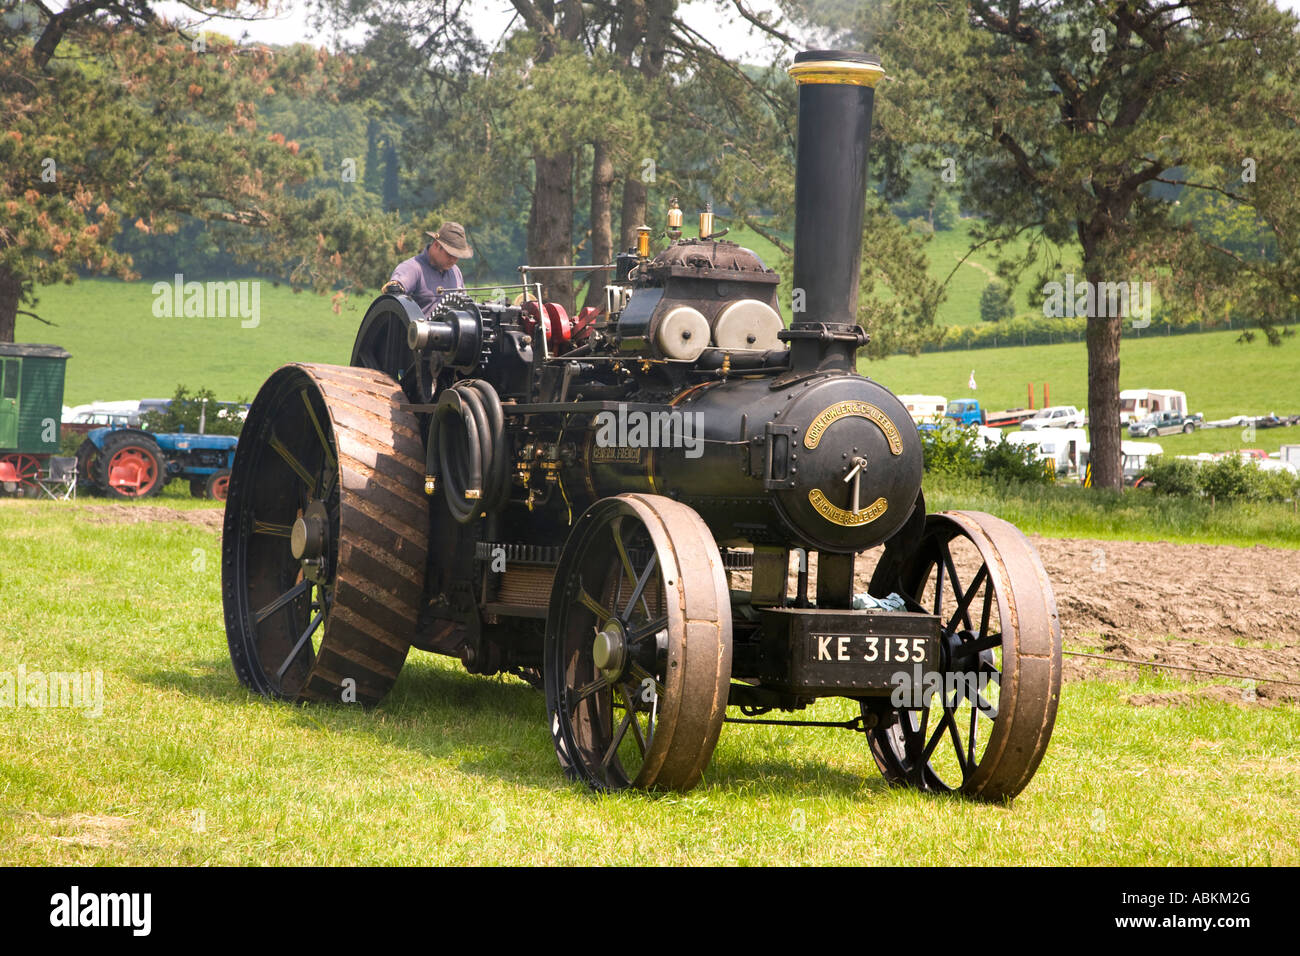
617 0 671 252
619 177 647 254
586 141 615 309
1085 267 1123 491
529 150 575 313
0 266 20 344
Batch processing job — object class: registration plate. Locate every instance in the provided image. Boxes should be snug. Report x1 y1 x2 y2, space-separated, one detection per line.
757 607 942 695
810 633 930 666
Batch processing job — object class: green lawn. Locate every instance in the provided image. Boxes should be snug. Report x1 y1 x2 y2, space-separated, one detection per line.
0 500 1296 865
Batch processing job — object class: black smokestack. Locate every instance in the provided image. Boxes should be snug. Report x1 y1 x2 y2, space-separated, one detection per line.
784 50 883 370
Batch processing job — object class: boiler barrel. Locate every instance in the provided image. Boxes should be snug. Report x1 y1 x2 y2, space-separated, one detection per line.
564 372 923 554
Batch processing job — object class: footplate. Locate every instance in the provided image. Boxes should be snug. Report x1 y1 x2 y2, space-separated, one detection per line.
756 607 941 696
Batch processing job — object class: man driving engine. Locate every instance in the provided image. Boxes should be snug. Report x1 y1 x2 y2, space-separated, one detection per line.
382 221 472 316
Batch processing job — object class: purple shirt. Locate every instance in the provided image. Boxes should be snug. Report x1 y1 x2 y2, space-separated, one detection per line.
390 247 464 316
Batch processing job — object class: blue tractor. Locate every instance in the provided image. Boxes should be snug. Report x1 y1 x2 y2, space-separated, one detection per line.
76 426 238 500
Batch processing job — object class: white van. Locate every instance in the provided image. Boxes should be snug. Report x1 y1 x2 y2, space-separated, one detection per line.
1080 440 1164 483
1119 388 1187 424
896 394 947 425
1007 427 1088 476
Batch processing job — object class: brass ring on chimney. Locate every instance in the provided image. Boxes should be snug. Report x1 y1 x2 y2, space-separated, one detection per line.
787 60 885 87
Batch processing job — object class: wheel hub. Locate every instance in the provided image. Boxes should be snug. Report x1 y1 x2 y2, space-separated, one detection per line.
291 500 330 580
592 620 627 681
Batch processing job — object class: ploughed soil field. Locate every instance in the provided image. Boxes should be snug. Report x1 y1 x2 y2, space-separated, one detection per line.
65 503 1300 706
846 534 1300 706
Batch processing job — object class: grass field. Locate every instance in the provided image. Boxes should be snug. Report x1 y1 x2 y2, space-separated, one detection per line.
17 260 1297 470
733 219 1082 327
14 220 1088 405
1 499 1296 865
920 219 1082 326
863 328 1300 425
925 476 1300 549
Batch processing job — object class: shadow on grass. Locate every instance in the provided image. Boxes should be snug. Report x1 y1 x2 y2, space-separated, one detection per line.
135 655 895 800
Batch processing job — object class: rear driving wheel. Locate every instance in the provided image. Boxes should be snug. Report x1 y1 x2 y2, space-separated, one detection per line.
0 453 41 497
206 469 230 501
222 364 428 706
75 440 102 494
99 434 164 499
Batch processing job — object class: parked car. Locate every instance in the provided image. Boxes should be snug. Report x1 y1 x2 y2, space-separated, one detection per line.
1128 411 1201 437
1020 405 1085 431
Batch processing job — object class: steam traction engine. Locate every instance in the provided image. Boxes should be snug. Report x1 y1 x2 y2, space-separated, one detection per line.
222 51 1062 798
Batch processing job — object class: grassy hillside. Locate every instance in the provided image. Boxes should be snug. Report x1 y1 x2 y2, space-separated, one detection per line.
922 219 1082 327
19 279 363 405
17 273 1298 434
863 328 1300 423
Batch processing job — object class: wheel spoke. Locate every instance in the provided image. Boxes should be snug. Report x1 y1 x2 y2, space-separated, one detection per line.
269 432 318 495
611 518 653 621
920 708 950 765
252 520 293 537
946 565 988 633
570 674 607 705
932 556 945 617
575 579 614 622
611 517 638 590
254 578 312 624
619 683 648 757
979 582 994 642
600 709 634 772
953 631 1002 659
622 551 659 623
898 711 928 786
628 662 665 701
944 706 969 779
967 700 979 769
300 389 337 474
275 609 323 681
939 541 966 621
626 615 668 645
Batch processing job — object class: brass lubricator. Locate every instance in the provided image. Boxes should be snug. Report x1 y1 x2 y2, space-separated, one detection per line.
666 198 683 241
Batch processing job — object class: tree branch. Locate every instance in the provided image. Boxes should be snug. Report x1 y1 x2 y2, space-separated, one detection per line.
728 0 798 48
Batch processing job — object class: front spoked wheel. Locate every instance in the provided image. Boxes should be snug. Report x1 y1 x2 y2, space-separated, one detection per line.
865 511 1061 801
545 494 732 792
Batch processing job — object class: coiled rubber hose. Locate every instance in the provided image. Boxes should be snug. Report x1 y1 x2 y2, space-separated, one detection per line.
427 380 509 524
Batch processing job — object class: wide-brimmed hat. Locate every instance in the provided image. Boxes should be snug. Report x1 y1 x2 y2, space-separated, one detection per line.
426 221 473 258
